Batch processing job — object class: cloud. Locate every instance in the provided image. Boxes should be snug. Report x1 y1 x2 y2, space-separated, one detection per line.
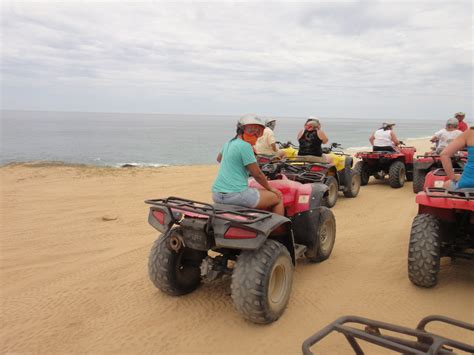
1 0 472 118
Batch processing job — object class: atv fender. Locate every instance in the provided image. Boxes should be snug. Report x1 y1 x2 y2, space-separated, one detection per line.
212 212 295 259
291 208 323 249
338 157 353 190
308 183 329 209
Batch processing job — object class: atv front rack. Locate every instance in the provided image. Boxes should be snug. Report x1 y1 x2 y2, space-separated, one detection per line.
302 315 474 355
145 197 273 224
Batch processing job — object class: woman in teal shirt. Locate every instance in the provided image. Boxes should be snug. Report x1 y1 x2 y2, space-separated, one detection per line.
212 114 284 215
441 127 474 189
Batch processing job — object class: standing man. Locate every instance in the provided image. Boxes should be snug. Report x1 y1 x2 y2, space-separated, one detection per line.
455 112 468 132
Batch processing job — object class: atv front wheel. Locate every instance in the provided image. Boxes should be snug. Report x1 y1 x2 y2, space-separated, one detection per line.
231 239 293 324
343 170 361 198
412 168 426 193
408 214 441 288
354 161 370 185
322 176 338 208
388 161 406 188
148 228 207 296
305 207 336 262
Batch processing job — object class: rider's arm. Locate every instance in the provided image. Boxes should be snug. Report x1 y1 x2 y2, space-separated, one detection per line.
317 130 329 144
440 131 467 181
247 163 282 198
369 132 375 145
391 131 400 146
297 129 304 140
431 130 442 142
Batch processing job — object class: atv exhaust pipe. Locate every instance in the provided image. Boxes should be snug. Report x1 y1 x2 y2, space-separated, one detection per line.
168 234 183 251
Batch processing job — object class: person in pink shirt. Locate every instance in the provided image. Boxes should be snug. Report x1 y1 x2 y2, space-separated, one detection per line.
455 112 468 132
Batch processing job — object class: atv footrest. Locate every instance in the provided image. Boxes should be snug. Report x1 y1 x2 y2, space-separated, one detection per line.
294 243 307 259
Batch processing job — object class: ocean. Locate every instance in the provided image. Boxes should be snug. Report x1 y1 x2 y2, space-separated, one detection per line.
1 110 444 167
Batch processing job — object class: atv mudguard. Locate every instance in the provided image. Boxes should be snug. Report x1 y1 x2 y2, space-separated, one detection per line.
337 157 354 190
291 208 325 249
307 182 329 209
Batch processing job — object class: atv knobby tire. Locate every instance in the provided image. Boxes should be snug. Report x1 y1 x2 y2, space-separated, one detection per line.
322 176 338 208
148 228 206 296
343 170 361 198
389 161 406 188
231 239 293 324
408 214 441 288
305 207 336 262
354 161 370 186
412 168 427 193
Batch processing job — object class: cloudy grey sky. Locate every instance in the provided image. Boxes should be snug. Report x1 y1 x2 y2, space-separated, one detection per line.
1 0 472 119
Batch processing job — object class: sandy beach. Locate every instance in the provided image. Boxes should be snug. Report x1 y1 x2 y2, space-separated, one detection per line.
1 138 473 354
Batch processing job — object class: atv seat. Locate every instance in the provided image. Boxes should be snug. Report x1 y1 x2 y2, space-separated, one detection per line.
249 178 298 206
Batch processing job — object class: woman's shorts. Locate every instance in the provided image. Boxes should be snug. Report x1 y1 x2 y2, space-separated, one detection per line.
212 188 260 208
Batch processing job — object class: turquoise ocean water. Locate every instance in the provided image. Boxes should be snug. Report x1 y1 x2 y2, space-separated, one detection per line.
1 110 445 167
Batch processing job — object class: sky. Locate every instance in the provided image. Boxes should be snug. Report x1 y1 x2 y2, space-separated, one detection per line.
1 0 473 119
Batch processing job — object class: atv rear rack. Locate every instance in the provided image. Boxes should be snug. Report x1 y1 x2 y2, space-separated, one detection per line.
145 196 273 224
425 187 474 200
302 315 474 355
261 161 326 183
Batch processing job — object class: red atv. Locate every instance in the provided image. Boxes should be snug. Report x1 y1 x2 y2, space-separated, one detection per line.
412 151 467 193
145 163 335 324
354 143 416 188
302 315 474 354
408 169 473 287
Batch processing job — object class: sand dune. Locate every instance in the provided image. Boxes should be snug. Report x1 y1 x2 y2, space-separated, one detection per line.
1 138 473 354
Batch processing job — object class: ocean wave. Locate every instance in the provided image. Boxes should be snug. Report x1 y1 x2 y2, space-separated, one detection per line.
115 162 170 168
1 160 170 169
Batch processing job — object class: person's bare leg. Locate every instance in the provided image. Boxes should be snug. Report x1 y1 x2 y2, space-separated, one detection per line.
256 190 284 215
271 198 284 215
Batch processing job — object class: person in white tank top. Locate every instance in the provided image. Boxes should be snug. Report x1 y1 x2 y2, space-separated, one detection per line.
369 123 400 152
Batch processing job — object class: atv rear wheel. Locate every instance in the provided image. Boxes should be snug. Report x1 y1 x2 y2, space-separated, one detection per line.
148 228 207 296
354 161 370 185
388 161 406 188
343 170 361 198
322 176 338 208
305 207 336 262
412 168 426 193
231 239 293 324
408 214 441 288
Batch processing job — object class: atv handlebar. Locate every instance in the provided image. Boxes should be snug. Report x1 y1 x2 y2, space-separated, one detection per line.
276 141 298 149
322 142 345 154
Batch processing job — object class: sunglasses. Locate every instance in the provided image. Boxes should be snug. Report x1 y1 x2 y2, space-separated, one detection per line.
244 125 264 136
